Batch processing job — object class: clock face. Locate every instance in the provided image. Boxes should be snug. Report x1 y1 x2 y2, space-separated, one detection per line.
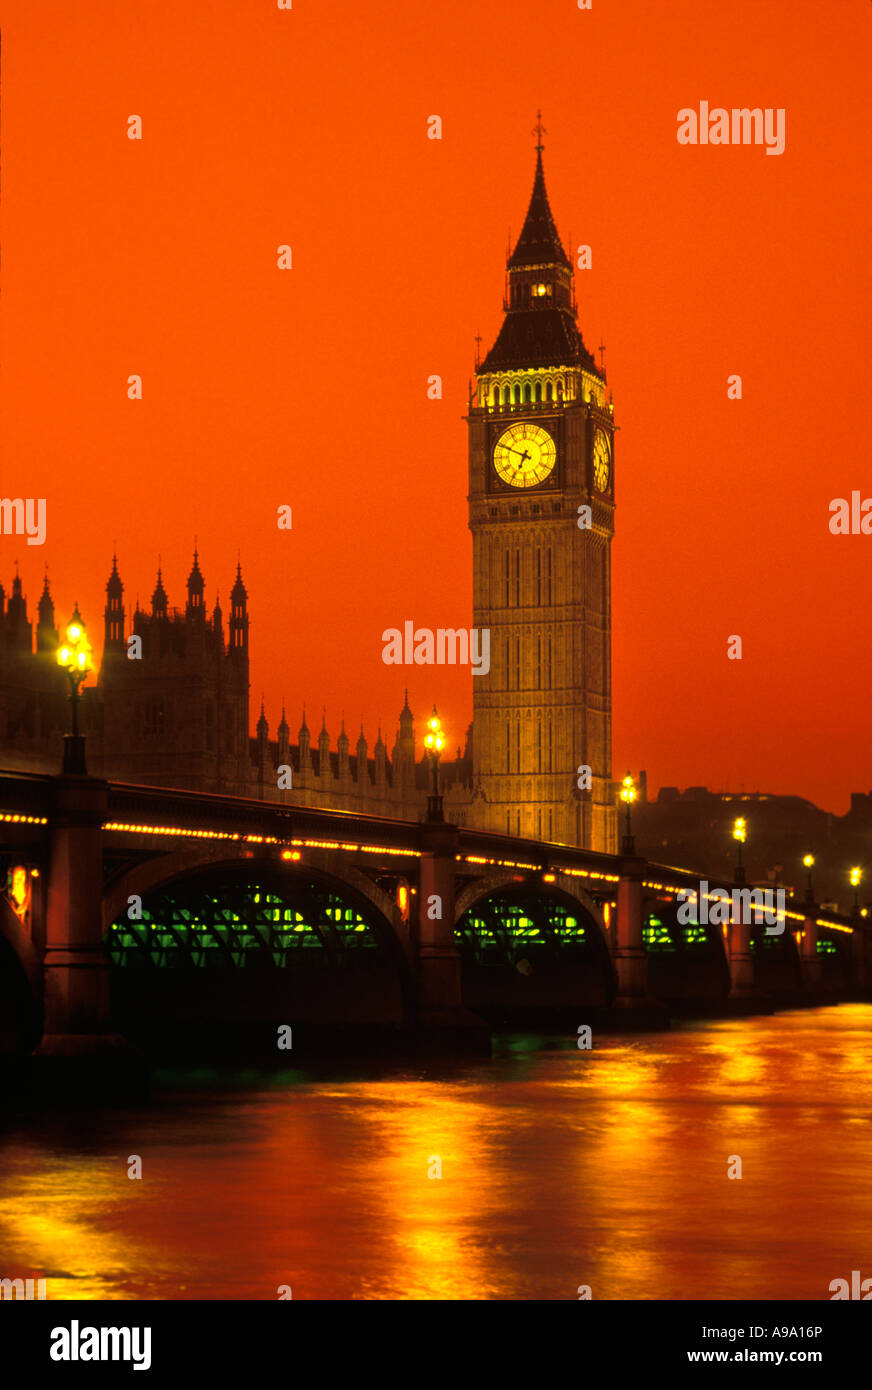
593 429 611 492
493 423 556 489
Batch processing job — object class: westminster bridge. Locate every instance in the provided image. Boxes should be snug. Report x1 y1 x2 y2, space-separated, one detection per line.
0 770 868 1057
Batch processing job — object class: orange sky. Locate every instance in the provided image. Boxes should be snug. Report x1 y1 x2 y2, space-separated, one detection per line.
0 0 869 812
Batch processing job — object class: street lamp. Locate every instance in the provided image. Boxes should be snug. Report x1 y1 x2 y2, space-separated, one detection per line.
57 604 93 774
733 817 747 885
620 772 637 855
424 706 446 823
850 866 862 916
803 853 815 903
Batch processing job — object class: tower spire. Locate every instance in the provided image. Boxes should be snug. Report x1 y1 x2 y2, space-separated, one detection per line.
152 563 168 619
104 552 124 648
507 144 569 271
478 131 597 375
229 560 248 654
532 108 546 153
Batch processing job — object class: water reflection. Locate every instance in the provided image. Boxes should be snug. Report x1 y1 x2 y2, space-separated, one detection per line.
1 1006 871 1300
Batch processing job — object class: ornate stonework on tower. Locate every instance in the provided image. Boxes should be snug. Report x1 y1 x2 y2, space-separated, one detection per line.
466 141 617 852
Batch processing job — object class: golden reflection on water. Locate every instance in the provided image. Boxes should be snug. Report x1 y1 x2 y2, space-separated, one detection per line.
1 1005 872 1300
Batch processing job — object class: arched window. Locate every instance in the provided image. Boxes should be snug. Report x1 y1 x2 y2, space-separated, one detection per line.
545 380 553 402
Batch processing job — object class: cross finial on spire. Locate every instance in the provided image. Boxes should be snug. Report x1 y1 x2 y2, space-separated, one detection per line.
532 109 546 153
598 340 607 375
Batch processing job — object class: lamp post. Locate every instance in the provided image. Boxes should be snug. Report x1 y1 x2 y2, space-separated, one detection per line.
803 854 815 904
620 772 637 855
733 817 747 885
424 706 446 823
57 604 93 775
850 866 862 917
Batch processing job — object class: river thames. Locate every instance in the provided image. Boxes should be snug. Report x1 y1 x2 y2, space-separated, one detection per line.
2 1004 870 1301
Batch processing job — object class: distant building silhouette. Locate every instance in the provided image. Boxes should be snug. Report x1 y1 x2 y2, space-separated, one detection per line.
635 783 872 912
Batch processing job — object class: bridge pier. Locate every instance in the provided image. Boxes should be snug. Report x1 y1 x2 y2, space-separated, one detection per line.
727 908 756 999
798 914 823 996
613 857 667 1026
725 892 778 1013
32 776 141 1093
416 821 488 1049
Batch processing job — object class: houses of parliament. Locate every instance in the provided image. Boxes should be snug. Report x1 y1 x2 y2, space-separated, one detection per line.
0 147 618 851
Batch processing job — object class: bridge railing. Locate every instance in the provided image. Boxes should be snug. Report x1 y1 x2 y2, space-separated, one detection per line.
0 769 860 936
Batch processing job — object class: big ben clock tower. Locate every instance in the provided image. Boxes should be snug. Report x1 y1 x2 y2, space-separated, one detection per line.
467 136 617 853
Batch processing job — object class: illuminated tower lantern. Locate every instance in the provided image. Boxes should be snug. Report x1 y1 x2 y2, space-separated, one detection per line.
467 131 617 851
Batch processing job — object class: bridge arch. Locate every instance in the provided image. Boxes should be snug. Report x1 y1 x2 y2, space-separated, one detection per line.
454 871 615 1021
102 851 414 1044
641 893 731 1005
455 870 609 939
102 845 404 946
813 924 853 994
750 918 803 999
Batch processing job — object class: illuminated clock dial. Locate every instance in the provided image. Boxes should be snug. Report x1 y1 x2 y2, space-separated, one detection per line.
493 423 556 489
593 429 611 492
